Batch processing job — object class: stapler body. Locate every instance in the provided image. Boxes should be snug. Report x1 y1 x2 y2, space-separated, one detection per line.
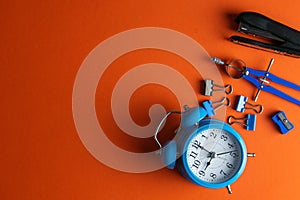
230 12 300 58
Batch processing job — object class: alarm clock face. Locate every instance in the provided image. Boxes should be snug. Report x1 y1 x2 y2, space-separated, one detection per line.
184 127 245 186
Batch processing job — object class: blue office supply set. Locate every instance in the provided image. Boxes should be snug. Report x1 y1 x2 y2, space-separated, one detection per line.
212 56 298 133
153 11 299 195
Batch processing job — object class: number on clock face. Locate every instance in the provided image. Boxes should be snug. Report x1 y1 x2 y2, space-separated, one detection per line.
186 129 242 183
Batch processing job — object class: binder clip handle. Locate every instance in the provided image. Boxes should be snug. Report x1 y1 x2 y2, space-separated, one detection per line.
204 80 233 96
245 102 263 114
214 97 230 111
236 95 264 114
203 97 230 117
228 114 256 131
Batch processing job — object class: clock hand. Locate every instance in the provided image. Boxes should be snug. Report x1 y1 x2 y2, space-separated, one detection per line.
216 150 237 156
204 157 213 170
204 152 217 170
199 145 212 154
217 156 227 161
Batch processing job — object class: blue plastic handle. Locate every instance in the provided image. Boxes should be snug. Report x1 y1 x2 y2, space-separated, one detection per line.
261 84 300 106
246 68 300 90
243 68 300 106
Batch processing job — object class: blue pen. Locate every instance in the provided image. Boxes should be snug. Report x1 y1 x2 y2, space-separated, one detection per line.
211 57 300 106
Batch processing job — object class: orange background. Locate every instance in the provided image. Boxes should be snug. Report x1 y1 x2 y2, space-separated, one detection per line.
1 0 300 199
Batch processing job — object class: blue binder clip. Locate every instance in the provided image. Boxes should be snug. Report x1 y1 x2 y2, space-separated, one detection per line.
211 57 300 106
236 95 263 114
202 97 230 116
203 80 233 96
272 111 294 134
228 114 257 131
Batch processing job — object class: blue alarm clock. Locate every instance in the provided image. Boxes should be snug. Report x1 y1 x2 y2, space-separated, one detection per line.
154 106 254 194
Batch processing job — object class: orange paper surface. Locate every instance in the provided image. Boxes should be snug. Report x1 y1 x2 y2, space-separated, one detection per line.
1 0 300 199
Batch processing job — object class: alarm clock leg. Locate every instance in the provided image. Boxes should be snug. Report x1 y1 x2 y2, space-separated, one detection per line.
226 185 232 194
